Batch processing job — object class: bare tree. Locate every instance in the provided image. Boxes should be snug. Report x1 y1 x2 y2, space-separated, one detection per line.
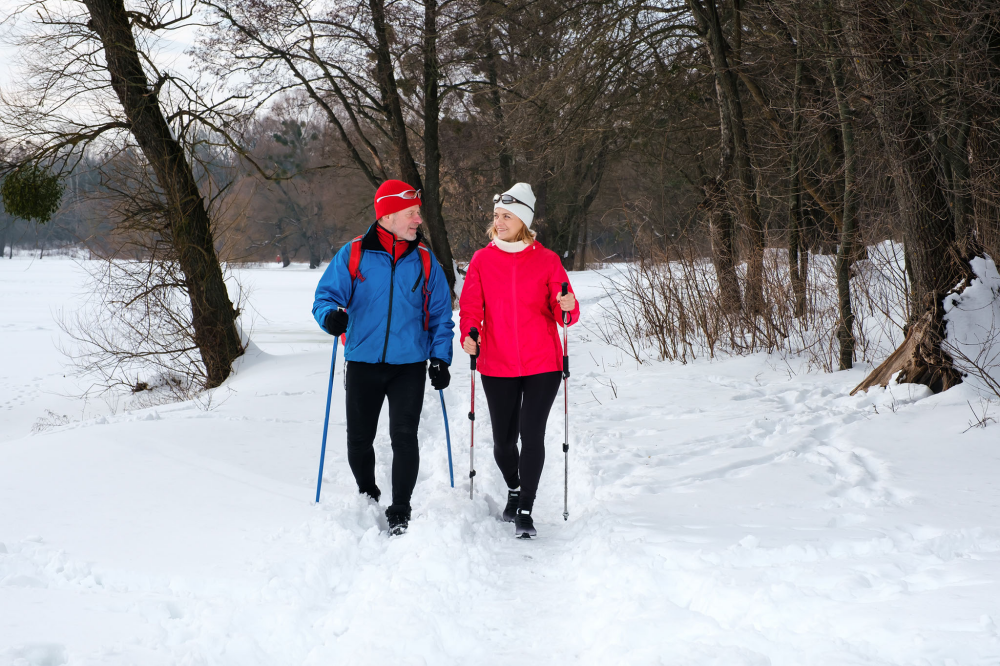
2 0 246 388
198 0 458 292
845 0 973 393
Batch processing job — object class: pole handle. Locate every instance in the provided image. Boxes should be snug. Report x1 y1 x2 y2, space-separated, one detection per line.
469 327 480 371
560 282 571 326
559 284 571 378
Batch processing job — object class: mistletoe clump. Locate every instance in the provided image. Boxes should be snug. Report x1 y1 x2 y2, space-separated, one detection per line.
1 164 64 224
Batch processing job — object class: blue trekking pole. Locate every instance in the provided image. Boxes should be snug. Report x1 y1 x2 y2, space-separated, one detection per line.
439 391 454 487
315 333 340 503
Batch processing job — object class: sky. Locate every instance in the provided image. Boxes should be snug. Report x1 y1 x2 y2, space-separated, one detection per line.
0 0 205 116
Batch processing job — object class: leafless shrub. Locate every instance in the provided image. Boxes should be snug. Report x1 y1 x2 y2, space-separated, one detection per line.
31 410 71 433
944 307 1000 401
849 241 910 366
963 399 998 432
61 259 201 404
593 223 913 373
58 154 249 407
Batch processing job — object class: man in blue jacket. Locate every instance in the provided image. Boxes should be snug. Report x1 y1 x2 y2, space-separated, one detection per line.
313 180 454 534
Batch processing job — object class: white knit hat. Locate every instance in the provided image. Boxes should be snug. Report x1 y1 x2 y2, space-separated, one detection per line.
494 182 535 228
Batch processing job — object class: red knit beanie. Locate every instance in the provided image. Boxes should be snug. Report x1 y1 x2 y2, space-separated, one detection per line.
374 180 421 220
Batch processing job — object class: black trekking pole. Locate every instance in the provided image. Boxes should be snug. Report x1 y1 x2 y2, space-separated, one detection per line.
561 283 571 521
468 328 480 500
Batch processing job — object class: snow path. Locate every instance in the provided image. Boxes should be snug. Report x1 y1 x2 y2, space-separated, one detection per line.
2 258 1000 665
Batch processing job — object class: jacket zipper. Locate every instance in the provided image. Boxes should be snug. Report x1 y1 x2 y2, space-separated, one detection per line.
512 252 523 374
381 238 397 363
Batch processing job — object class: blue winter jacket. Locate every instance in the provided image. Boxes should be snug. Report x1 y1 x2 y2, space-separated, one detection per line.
312 224 455 366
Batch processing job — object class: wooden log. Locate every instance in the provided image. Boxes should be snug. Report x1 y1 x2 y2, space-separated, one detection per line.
851 297 963 396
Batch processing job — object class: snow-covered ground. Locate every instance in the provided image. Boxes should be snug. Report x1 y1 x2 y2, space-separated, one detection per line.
2 255 999 666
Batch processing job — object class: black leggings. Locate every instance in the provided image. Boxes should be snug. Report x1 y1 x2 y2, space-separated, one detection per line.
480 371 562 512
345 361 426 507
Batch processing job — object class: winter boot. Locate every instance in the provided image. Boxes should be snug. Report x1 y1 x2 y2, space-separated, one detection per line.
360 485 381 503
514 509 536 539
502 489 521 523
386 504 411 535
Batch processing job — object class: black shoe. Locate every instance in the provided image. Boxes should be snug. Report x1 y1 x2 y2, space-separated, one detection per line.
386 504 411 535
502 490 520 522
514 509 536 539
360 485 381 503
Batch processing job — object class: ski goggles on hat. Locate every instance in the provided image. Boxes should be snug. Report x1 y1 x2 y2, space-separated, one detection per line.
376 189 421 203
493 193 534 212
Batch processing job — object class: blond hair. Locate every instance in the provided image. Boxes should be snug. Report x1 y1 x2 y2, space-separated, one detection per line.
487 221 536 244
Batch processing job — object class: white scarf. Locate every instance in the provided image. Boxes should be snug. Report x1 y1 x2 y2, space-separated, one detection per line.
493 238 530 253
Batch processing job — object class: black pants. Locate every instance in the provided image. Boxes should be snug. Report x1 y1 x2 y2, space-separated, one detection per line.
345 361 426 507
480 371 562 512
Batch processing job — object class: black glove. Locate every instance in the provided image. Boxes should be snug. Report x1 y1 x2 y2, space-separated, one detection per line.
323 309 349 336
428 358 450 390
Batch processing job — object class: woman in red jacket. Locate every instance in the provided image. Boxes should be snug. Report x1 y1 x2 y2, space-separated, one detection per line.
459 182 580 538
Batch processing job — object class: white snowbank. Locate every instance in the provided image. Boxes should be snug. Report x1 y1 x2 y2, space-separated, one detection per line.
2 257 999 665
945 255 1000 398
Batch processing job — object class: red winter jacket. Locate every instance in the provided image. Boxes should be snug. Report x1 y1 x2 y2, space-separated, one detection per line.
459 240 580 377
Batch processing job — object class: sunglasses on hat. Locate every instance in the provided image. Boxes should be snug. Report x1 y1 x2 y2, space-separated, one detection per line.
493 193 534 212
376 189 421 203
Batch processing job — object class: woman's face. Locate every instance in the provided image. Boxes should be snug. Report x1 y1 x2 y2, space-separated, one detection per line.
493 208 524 242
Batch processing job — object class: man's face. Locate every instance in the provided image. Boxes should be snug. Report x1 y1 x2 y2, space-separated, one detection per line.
380 205 423 241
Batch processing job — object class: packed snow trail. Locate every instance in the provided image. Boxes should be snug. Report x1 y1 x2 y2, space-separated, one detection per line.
2 257 1000 665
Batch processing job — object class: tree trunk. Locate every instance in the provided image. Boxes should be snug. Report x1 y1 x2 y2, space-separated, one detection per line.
561 142 609 270
971 118 1000 262
421 0 456 298
370 0 456 294
788 29 806 318
308 237 321 269
825 9 857 370
850 301 960 395
83 0 243 389
689 0 765 316
701 180 742 315
963 8 1000 262
275 217 291 267
798 242 809 312
574 214 589 271
702 55 742 315
476 0 513 189
532 172 550 243
845 0 971 393
945 109 975 257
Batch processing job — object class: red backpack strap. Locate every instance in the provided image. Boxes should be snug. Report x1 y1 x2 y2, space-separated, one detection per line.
342 235 365 320
417 244 434 331
347 235 364 282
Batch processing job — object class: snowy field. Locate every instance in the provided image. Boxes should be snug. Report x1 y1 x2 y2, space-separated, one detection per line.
2 255 1000 666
